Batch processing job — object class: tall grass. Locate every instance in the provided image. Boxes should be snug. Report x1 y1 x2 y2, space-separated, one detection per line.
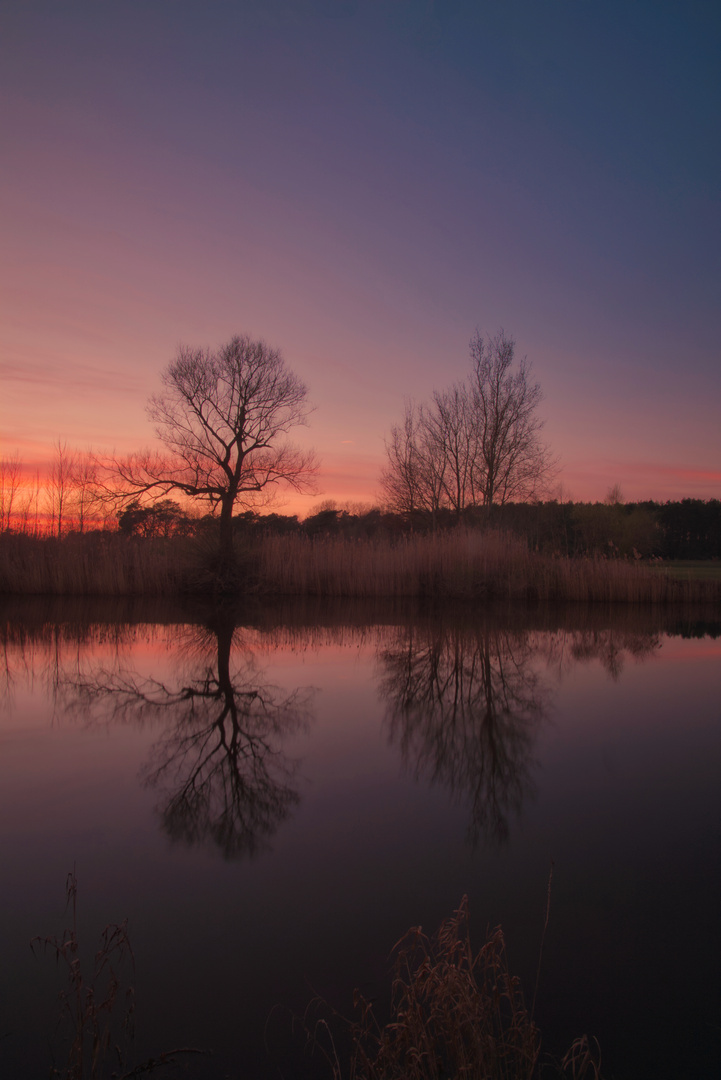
304 895 603 1080
1 529 719 603
34 872 204 1079
0 533 184 596
257 530 721 604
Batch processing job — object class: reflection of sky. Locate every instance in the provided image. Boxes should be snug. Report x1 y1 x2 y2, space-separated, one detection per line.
0 618 719 1076
1 1 720 506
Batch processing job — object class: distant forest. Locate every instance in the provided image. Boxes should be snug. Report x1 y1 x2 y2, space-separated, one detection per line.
117 497 721 562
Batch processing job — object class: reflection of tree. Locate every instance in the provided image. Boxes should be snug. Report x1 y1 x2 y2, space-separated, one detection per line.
378 623 549 846
565 628 661 681
1 604 666 857
378 619 663 845
65 611 312 859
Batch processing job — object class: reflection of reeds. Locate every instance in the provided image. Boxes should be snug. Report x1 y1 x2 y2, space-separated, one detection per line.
2 529 719 602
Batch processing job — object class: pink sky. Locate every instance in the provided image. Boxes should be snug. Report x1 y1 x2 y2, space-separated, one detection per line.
2 3 719 514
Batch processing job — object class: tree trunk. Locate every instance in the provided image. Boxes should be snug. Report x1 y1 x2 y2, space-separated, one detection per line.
218 495 235 577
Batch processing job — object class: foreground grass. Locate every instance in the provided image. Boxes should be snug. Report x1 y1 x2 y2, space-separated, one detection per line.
1 529 720 603
305 895 603 1080
37 879 600 1080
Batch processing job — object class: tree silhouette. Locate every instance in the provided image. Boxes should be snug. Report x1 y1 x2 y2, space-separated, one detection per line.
468 330 554 505
111 335 318 570
381 330 555 514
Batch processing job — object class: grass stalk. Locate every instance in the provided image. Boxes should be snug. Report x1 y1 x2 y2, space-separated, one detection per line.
1 529 719 603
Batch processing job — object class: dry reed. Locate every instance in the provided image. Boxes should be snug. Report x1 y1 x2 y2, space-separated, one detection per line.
0 534 183 596
306 896 540 1080
2 529 719 603
305 895 602 1080
35 872 204 1079
257 530 720 604
32 870 136 1080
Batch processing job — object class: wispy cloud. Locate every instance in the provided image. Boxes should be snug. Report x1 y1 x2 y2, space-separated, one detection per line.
0 359 141 397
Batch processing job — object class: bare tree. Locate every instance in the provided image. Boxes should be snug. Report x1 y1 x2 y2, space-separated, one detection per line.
431 384 476 516
112 335 318 566
0 452 23 531
71 450 101 533
15 468 42 535
380 400 447 519
46 440 77 536
468 330 554 505
381 331 555 515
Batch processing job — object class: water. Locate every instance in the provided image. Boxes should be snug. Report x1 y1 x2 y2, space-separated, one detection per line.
1 597 719 1079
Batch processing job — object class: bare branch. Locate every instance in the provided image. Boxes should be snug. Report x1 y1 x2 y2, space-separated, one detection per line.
109 335 318 562
381 330 557 515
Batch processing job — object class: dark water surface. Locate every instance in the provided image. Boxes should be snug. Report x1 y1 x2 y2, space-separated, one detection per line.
1 598 719 1079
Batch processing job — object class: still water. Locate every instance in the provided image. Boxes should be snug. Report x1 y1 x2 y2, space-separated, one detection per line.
1 598 719 1079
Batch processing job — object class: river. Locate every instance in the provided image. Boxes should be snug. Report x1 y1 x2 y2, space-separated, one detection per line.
1 597 719 1079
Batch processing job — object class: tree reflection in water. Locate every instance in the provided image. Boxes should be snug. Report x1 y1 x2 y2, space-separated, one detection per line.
378 621 549 846
3 602 664 857
377 619 662 846
64 610 313 859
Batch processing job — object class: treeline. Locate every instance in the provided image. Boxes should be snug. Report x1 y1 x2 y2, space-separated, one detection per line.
232 499 719 561
112 497 721 561
3 463 719 562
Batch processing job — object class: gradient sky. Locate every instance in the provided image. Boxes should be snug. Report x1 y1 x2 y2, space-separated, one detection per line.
2 0 720 512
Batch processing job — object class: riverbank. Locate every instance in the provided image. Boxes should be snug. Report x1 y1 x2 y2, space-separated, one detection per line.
0 529 719 603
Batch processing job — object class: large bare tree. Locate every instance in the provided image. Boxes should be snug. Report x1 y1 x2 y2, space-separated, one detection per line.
113 335 317 565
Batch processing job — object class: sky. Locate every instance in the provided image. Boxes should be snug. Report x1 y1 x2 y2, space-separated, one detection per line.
1 0 720 513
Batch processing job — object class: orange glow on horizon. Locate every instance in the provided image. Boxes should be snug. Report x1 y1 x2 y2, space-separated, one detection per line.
2 433 720 530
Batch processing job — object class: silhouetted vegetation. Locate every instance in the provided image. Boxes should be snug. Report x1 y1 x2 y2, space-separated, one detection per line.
117 498 193 538
304 896 603 1080
35 878 601 1079
0 499 719 600
225 497 721 562
381 330 556 514
108 334 318 571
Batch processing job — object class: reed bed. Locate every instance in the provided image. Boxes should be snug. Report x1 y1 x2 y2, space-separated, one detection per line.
1 529 719 604
257 530 721 604
0 533 184 596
